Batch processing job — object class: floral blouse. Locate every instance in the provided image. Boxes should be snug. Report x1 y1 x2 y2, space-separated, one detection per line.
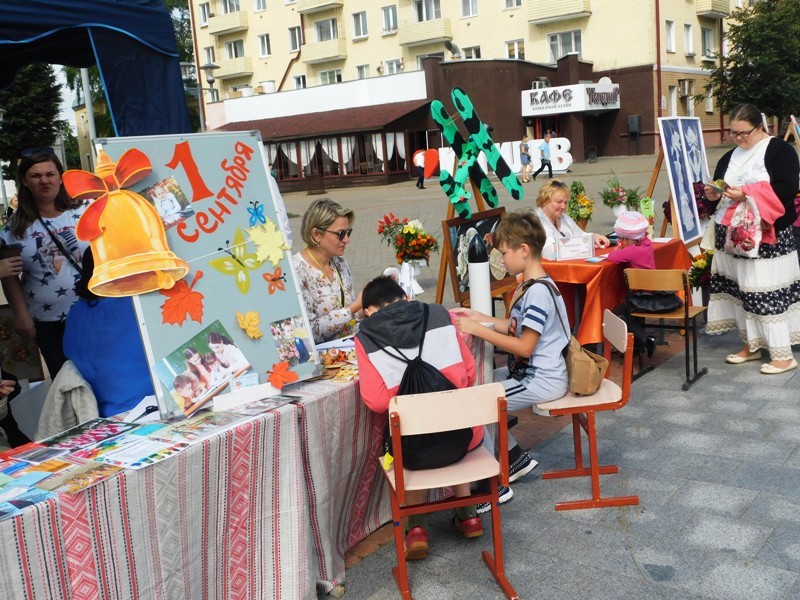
292 252 359 343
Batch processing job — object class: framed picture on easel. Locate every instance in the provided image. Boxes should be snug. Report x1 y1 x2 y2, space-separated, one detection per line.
657 117 707 246
441 207 516 305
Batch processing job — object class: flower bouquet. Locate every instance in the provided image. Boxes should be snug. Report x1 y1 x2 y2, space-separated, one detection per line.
566 181 594 223
664 182 716 225
600 173 642 210
377 212 440 264
688 249 713 289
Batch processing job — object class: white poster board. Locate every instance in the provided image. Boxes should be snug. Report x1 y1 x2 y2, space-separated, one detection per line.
657 117 708 245
97 132 319 419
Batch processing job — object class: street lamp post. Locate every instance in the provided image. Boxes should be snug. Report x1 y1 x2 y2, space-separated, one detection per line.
0 107 8 212
197 62 220 133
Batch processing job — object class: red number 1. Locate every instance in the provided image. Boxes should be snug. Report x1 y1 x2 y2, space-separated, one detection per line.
166 140 214 203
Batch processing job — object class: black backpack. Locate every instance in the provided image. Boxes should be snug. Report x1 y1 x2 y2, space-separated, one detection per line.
362 304 473 470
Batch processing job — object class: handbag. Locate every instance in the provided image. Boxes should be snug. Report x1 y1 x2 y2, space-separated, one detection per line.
516 279 608 396
628 290 683 314
724 196 762 258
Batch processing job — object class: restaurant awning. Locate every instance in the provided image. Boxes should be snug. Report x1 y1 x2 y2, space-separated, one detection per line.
218 99 430 142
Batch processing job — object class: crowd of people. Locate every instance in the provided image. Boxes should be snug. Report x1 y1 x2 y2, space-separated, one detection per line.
2 103 799 563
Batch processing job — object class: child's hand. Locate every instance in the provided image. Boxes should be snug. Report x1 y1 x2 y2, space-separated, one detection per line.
594 234 610 249
0 379 16 397
450 307 484 321
454 314 480 335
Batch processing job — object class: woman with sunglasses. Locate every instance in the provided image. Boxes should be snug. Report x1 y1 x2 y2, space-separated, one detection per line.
292 198 363 342
704 103 800 375
533 179 609 260
0 151 88 378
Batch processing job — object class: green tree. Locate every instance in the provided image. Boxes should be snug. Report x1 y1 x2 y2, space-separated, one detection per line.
61 121 81 170
165 0 195 63
0 63 63 182
701 0 800 119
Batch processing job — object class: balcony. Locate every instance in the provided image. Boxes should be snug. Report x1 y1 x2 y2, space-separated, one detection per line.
528 0 591 25
208 11 249 36
398 18 452 47
301 38 348 64
296 0 343 14
215 57 254 80
696 0 730 19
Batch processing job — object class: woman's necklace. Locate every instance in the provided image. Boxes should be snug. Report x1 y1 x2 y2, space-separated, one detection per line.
306 247 346 308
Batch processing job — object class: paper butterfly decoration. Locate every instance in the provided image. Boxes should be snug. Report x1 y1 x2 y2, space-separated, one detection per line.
263 267 287 295
247 219 290 268
247 201 266 227
209 228 263 294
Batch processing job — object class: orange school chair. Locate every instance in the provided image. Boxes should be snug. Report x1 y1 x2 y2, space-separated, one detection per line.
623 268 708 390
536 310 639 511
383 383 518 600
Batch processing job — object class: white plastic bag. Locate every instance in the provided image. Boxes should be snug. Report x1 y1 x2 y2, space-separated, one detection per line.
723 196 761 258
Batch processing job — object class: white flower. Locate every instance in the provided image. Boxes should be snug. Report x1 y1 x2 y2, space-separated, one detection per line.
408 219 424 232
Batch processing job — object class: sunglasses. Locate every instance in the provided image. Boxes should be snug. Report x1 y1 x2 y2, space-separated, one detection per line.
21 147 56 157
322 228 353 241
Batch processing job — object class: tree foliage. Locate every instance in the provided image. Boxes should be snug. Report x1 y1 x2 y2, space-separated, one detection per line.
60 121 81 170
165 0 195 64
0 64 63 181
702 0 800 118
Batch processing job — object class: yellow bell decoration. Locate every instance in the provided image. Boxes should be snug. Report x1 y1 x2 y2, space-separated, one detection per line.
63 149 189 297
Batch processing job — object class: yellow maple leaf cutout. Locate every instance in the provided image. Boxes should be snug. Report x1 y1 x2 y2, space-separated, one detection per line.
382 452 394 471
246 219 289 268
236 311 263 339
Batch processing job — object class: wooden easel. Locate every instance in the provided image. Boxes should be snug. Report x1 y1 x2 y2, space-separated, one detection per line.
646 148 680 239
434 162 516 314
783 115 800 150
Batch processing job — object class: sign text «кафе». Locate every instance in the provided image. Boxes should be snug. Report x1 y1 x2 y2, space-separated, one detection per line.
529 88 574 106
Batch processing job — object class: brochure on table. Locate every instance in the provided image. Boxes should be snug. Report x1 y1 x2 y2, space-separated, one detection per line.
97 131 319 419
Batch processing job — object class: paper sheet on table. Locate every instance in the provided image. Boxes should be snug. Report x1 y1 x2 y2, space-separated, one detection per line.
121 396 161 423
652 237 673 243
315 335 356 351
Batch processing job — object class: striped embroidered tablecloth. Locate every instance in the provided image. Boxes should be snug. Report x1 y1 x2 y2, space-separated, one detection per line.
0 338 490 599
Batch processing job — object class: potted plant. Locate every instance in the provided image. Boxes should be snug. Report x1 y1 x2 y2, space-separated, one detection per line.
599 173 629 217
566 181 594 230
689 249 714 312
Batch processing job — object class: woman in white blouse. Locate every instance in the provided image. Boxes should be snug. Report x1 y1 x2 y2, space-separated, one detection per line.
292 198 364 343
533 180 609 260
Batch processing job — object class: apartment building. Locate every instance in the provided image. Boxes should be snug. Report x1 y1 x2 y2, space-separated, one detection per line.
189 0 739 190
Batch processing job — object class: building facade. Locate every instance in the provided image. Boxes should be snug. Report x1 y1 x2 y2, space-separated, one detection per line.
189 0 745 189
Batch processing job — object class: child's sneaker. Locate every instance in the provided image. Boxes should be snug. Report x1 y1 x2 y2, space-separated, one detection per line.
476 485 513 514
452 514 484 538
404 526 429 560
508 451 538 483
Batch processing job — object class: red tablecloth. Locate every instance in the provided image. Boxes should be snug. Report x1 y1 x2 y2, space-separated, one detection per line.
543 239 692 344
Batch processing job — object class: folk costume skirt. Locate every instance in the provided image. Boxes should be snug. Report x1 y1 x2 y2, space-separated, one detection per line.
707 224 800 360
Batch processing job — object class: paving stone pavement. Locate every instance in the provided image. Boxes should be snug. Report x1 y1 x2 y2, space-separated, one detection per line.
278 149 800 600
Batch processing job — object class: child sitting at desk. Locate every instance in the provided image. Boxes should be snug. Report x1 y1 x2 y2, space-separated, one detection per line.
354 276 483 561
607 211 657 357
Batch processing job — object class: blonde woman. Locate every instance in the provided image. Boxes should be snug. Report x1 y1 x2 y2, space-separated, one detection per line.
292 198 364 342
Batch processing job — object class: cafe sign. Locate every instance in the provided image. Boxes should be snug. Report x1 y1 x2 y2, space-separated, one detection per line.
521 82 621 117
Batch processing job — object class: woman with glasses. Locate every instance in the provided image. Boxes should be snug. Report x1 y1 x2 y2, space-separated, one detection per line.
704 103 800 375
0 151 88 378
292 198 364 342
533 180 610 260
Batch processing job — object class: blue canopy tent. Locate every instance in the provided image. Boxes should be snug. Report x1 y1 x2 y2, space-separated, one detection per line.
0 0 192 136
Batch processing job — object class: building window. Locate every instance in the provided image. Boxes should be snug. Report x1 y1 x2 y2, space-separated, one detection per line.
385 59 403 74
668 85 677 116
382 5 398 34
461 0 477 18
316 18 338 42
255 0 267 11
203 46 216 65
414 0 441 22
258 34 271 57
705 86 714 113
464 46 481 59
199 2 211 25
289 26 303 52
415 52 443 69
665 20 675 52
356 64 370 79
225 39 245 59
353 11 368 39
222 0 240 14
504 0 521 7
507 39 524 60
294 75 306 89
548 30 581 62
320 69 342 85
701 27 714 57
684 24 694 55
